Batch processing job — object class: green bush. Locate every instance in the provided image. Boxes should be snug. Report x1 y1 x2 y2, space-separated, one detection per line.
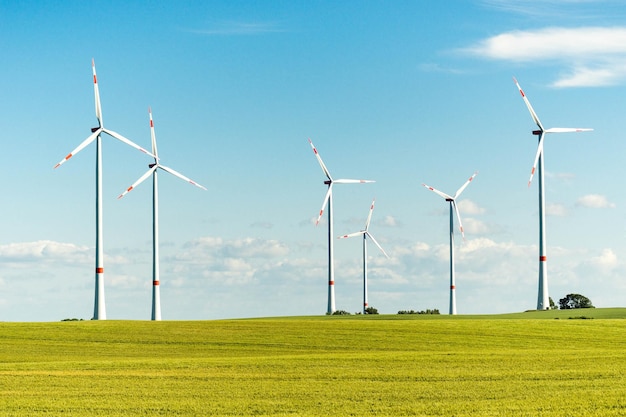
364 306 379 315
398 309 440 315
328 310 351 316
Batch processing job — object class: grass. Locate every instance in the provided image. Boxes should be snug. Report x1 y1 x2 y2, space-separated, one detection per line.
1 309 626 415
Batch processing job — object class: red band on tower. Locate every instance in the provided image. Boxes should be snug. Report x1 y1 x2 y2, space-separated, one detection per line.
96 267 104 273
540 256 547 261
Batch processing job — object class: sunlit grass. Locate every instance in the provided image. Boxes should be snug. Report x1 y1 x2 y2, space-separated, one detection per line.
1 310 626 415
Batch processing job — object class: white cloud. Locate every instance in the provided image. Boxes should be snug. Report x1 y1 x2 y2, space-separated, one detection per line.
183 236 289 259
0 240 91 264
458 199 486 215
379 215 401 227
463 218 492 235
575 194 616 208
547 203 568 217
462 26 626 87
590 248 619 270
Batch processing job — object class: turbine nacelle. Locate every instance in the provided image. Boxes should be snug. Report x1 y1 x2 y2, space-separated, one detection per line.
514 78 593 186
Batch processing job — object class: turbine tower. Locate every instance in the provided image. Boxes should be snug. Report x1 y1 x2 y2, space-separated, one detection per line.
308 139 374 314
54 60 155 320
118 108 206 320
338 198 389 314
422 172 477 315
513 78 592 310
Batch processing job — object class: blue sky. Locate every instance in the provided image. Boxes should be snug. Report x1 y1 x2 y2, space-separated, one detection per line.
2 0 626 320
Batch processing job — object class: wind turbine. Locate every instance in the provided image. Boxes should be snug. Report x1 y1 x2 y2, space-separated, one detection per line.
118 108 207 321
338 198 389 314
422 172 477 315
54 60 155 320
308 139 374 314
513 78 592 310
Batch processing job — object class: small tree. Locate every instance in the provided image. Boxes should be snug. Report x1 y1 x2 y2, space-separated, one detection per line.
559 294 595 310
330 310 351 316
549 297 556 310
364 306 379 315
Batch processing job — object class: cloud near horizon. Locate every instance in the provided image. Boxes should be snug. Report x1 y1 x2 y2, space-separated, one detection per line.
462 26 626 87
0 240 91 264
576 194 616 209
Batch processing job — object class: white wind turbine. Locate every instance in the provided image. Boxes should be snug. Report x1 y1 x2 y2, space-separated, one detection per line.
338 198 389 314
308 139 374 314
118 108 207 321
422 172 477 315
513 78 592 310
54 60 155 320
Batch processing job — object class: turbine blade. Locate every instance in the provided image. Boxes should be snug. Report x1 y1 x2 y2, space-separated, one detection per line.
364 198 376 231
92 59 103 127
528 133 545 187
452 201 466 240
366 232 390 258
117 166 157 199
102 128 157 159
545 127 594 133
148 107 159 159
334 179 375 184
315 184 333 226
422 183 453 200
338 231 365 239
308 139 333 181
159 164 207 190
454 171 478 198
54 128 102 169
513 77 544 131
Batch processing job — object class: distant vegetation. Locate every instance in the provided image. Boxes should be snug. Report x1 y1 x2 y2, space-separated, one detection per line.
328 309 351 315
559 293 595 309
397 309 440 315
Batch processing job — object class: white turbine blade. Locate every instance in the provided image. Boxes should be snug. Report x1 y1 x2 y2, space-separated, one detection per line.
334 179 375 184
545 127 594 133
308 139 333 181
422 183 453 200
315 184 333 226
102 128 157 159
366 232 390 259
117 166 157 199
513 77 544 131
364 198 376 231
528 133 545 187
148 107 159 159
92 59 103 127
159 164 207 190
338 231 365 239
452 201 466 240
54 128 102 169
454 171 478 199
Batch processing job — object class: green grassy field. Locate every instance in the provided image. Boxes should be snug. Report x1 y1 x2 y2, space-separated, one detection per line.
1 309 626 416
